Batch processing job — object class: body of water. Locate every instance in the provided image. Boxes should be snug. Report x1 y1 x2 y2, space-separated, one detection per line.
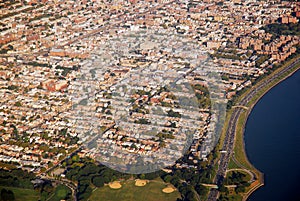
244 69 300 201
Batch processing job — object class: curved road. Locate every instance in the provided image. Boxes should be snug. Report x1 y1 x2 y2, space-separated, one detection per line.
207 57 300 201
39 175 78 201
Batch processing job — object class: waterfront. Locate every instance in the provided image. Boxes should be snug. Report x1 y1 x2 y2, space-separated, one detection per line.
245 69 300 201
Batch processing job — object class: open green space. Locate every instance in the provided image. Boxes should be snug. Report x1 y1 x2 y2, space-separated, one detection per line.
218 193 243 201
89 179 181 201
0 186 40 201
233 111 253 170
48 184 72 201
225 170 252 184
227 158 240 170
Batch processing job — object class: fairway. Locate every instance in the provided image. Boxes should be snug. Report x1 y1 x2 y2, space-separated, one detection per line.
89 180 181 201
0 186 40 201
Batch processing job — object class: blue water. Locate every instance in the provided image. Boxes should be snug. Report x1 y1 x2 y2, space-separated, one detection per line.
244 69 300 201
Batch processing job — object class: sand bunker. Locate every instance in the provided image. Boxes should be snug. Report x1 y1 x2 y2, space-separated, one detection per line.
135 179 148 186
108 181 122 189
162 186 175 193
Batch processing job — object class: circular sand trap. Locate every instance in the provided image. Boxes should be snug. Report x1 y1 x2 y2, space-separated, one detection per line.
135 179 148 186
108 181 122 189
162 186 175 193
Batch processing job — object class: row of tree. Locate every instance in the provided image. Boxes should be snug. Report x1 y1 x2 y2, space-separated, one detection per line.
262 22 300 36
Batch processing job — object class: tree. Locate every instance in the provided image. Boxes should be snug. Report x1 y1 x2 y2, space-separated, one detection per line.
52 185 71 201
221 74 229 81
78 185 92 201
14 102 22 107
92 176 105 187
170 176 180 187
163 175 172 183
218 194 229 201
139 174 145 180
195 184 208 196
144 172 160 180
167 109 181 118
185 190 196 201
7 45 13 50
0 188 15 201
72 155 79 162
218 184 228 193
235 185 246 193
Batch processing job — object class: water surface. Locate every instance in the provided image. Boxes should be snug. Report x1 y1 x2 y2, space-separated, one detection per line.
245 69 300 201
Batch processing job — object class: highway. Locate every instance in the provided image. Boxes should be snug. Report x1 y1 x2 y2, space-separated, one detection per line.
207 57 300 201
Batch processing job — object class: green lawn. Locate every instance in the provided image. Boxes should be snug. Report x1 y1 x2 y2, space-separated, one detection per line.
49 184 72 201
226 170 252 183
0 186 40 201
89 180 181 201
219 193 243 201
234 111 253 170
227 158 240 170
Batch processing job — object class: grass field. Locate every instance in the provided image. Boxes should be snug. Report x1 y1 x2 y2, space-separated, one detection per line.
89 179 181 201
227 158 240 169
48 184 72 201
226 170 252 183
234 111 254 170
0 186 40 201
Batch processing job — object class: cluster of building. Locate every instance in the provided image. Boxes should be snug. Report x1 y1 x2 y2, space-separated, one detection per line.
65 29 224 172
0 63 78 172
239 34 299 62
0 0 299 172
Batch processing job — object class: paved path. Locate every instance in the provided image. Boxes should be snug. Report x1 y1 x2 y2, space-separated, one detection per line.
40 175 78 201
225 168 255 182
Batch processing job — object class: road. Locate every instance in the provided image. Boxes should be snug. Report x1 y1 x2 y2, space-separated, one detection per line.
40 175 78 201
225 168 255 183
207 57 300 201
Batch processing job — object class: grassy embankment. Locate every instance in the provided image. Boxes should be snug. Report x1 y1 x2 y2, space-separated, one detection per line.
227 56 300 200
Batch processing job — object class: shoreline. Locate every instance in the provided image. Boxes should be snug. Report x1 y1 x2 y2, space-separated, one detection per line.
242 66 300 201
228 55 300 201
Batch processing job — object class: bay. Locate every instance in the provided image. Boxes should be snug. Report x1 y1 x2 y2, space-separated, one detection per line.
244 69 300 201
